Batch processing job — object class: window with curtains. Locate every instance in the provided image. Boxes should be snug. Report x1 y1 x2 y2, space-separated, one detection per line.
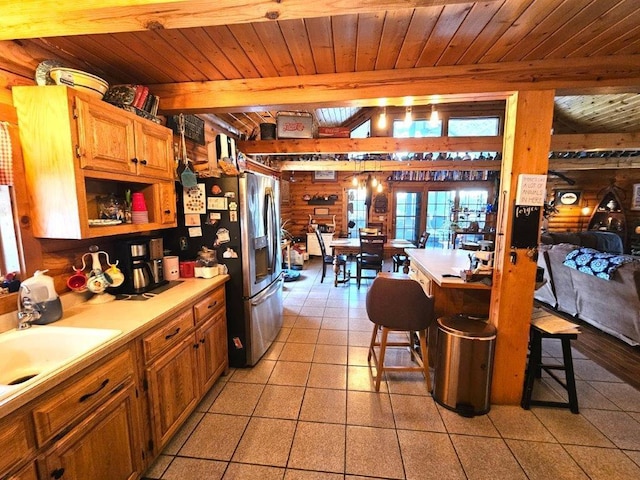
0 120 21 288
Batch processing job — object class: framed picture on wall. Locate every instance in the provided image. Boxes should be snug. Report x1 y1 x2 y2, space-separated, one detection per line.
632 184 640 210
312 170 337 182
555 190 582 207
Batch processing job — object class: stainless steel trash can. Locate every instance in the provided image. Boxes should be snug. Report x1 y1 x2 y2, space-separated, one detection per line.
433 315 497 417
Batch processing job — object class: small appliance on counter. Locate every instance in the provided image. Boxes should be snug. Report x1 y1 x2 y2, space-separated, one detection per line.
19 270 63 325
115 237 167 294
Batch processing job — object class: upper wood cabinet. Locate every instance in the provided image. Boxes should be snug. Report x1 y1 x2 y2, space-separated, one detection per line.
13 85 177 239
75 96 172 180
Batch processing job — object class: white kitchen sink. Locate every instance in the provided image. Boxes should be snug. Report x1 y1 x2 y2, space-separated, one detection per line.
0 325 121 402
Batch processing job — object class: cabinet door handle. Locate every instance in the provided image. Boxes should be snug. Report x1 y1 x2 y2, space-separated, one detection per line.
79 379 109 403
164 209 172 214
140 159 148 165
51 467 65 479
200 338 205 344
207 301 218 309
193 343 200 349
131 157 139 164
165 327 180 340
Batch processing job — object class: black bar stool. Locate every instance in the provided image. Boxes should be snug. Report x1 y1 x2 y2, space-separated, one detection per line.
521 324 579 414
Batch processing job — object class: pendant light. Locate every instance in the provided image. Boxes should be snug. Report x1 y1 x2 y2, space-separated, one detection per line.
378 107 387 129
404 106 413 126
429 104 439 127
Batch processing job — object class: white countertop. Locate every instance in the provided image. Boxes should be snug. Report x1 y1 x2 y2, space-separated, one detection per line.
0 276 228 418
406 248 492 290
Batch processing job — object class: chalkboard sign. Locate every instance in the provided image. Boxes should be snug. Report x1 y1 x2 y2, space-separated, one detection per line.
511 205 541 249
166 114 205 145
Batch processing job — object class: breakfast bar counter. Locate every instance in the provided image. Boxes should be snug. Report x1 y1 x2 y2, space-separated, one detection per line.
405 248 492 318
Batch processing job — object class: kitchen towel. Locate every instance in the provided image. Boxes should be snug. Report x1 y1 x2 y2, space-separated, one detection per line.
0 121 13 185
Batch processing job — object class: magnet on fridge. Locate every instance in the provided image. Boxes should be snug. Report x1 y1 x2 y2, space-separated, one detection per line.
224 191 235 198
216 227 231 243
211 184 222 195
184 213 200 226
229 211 238 222
208 196 227 210
228 201 238 211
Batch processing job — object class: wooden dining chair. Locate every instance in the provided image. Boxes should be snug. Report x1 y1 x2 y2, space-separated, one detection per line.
356 234 385 288
315 228 348 286
393 231 429 272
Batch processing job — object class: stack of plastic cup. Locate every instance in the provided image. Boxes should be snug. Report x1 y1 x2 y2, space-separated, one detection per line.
131 192 149 224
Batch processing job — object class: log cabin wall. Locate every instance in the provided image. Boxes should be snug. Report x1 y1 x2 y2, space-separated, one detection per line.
546 170 640 235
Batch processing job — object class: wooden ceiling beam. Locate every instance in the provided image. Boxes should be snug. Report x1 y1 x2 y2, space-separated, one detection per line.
154 56 640 114
1 0 484 41
240 136 504 154
275 156 640 172
238 132 640 155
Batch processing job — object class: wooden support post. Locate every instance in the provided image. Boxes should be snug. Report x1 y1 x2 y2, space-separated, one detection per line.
489 90 555 405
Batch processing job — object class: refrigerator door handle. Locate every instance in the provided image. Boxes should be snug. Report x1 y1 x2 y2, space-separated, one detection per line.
264 189 278 275
250 277 283 306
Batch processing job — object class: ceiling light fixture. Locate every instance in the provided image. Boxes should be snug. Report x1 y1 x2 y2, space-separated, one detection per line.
429 104 439 127
378 107 387 129
404 106 413 127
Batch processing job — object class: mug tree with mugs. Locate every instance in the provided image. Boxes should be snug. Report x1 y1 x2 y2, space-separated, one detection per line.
67 245 124 303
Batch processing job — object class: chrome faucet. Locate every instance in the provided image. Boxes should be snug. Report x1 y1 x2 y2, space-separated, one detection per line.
17 294 41 330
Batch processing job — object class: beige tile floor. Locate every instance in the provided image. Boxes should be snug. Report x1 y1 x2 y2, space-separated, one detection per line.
144 258 640 480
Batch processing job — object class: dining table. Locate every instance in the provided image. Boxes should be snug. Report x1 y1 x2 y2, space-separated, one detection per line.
328 237 416 257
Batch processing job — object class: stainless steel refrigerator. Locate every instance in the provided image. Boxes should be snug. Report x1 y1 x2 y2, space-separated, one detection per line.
165 171 283 367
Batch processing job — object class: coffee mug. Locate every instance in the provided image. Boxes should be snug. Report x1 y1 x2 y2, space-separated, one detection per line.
67 268 88 292
105 262 125 288
87 272 111 294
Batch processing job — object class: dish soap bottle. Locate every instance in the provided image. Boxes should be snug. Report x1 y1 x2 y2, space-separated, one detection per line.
19 270 63 325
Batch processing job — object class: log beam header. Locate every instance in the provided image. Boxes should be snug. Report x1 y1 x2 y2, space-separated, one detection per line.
0 0 481 41
154 56 640 114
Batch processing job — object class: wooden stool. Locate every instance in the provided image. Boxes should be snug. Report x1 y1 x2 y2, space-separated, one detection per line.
521 324 579 414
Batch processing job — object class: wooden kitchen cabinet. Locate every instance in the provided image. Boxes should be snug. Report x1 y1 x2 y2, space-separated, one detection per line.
143 285 228 453
75 95 172 180
7 461 38 480
145 334 200 451
12 85 177 239
196 309 228 393
40 382 142 480
0 412 36 478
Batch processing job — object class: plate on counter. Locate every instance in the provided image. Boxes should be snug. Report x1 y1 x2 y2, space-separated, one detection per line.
89 219 122 226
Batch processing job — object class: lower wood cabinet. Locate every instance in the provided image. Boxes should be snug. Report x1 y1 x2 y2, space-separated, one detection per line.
145 335 200 450
7 462 38 480
0 412 35 478
0 283 228 480
40 383 142 480
196 309 228 393
142 284 228 455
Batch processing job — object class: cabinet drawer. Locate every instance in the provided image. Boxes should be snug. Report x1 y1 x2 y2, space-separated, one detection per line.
32 349 133 446
0 413 34 475
193 287 225 324
143 308 194 362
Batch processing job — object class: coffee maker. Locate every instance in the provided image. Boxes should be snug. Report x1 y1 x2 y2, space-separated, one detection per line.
115 237 166 294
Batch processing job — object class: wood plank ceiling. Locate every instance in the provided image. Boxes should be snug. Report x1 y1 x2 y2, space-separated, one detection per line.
4 0 640 137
